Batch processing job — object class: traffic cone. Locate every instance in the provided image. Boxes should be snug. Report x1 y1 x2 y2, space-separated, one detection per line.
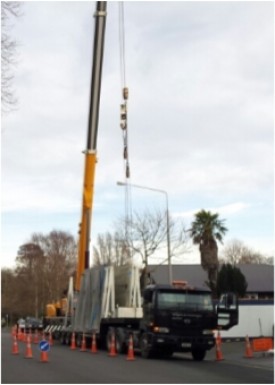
33 330 39 344
11 335 19 355
70 332 76 350
217 330 222 346
40 350 49 363
24 335 33 359
215 336 224 361
91 333 97 354
49 331 53 346
108 332 117 357
80 333 87 352
23 329 27 342
244 335 253 358
17 328 22 341
11 325 16 337
126 334 135 361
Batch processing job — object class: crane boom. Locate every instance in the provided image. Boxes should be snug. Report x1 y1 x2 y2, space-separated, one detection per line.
76 1 107 291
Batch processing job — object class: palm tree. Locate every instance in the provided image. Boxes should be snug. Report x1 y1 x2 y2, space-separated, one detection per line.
190 210 227 296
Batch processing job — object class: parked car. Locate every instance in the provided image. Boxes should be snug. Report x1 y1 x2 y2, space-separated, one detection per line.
25 317 43 331
17 318 26 331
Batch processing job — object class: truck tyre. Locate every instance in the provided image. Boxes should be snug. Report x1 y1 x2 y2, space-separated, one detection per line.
65 332 71 346
60 332 66 345
191 348 206 361
76 333 82 348
115 328 127 354
140 333 155 359
106 328 114 352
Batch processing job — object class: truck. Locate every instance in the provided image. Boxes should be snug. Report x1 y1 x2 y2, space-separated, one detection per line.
43 1 239 361
45 264 238 361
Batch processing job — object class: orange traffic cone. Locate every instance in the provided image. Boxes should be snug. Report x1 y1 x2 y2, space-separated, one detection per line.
23 329 27 342
33 330 39 344
70 332 76 350
108 332 117 357
11 335 19 355
40 350 49 363
244 335 253 358
126 334 135 361
24 335 33 359
217 330 222 345
215 336 224 361
17 328 22 341
49 331 53 346
91 333 97 353
80 333 87 352
11 325 16 337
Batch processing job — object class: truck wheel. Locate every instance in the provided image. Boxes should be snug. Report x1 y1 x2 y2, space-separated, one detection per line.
65 332 71 346
115 329 127 354
191 348 206 361
106 328 114 352
140 333 155 359
60 332 66 345
76 333 82 348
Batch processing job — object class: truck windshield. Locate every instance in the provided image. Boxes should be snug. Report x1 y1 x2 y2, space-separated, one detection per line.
157 292 213 311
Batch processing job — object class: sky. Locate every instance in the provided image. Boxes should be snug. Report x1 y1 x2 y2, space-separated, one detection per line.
1 1 274 269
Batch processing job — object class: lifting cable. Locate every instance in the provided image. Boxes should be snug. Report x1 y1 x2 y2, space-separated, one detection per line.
119 2 132 258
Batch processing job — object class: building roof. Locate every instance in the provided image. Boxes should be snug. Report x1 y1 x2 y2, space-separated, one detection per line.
147 264 274 293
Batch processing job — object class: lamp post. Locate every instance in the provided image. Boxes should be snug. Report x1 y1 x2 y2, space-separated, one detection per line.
117 181 173 284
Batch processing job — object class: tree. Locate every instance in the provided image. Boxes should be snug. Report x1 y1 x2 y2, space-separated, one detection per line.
216 263 248 297
190 210 227 296
93 231 130 266
15 242 45 317
222 239 274 265
1 1 21 114
31 231 77 303
1 268 19 323
129 210 188 265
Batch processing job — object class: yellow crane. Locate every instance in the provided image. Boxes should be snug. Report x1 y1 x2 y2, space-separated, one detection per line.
76 1 107 291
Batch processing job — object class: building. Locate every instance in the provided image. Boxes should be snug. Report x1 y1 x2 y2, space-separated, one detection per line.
147 264 274 299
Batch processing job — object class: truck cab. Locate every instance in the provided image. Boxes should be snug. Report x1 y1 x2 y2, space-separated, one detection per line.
140 282 238 360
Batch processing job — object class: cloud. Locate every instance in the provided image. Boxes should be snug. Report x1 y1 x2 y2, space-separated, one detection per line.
1 2 273 268
174 202 251 219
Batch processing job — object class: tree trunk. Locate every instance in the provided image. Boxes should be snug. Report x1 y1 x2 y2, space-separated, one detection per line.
200 239 218 296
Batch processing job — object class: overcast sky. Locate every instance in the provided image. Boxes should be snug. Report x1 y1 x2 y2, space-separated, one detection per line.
1 1 274 269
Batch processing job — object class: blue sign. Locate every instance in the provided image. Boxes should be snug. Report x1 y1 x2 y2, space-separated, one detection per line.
39 340 50 352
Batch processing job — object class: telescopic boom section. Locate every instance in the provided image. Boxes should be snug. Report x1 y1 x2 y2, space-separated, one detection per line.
76 1 107 291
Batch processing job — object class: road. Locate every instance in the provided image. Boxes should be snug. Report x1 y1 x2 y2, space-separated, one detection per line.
1 331 274 384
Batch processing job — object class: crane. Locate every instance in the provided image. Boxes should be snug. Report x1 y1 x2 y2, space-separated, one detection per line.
76 1 107 291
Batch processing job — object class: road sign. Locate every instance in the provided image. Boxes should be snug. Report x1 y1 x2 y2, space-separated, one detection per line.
39 340 50 352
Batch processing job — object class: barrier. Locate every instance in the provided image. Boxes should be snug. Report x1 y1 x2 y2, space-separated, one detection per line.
252 338 273 354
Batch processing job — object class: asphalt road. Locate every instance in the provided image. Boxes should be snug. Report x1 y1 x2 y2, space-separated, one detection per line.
1 331 274 384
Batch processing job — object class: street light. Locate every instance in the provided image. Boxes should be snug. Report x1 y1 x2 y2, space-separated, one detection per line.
117 181 173 284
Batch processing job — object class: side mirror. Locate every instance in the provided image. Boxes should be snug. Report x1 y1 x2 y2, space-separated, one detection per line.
218 292 237 310
217 292 238 330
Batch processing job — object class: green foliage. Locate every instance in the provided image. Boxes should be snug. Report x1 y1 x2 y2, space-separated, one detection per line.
217 263 248 297
190 210 228 245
